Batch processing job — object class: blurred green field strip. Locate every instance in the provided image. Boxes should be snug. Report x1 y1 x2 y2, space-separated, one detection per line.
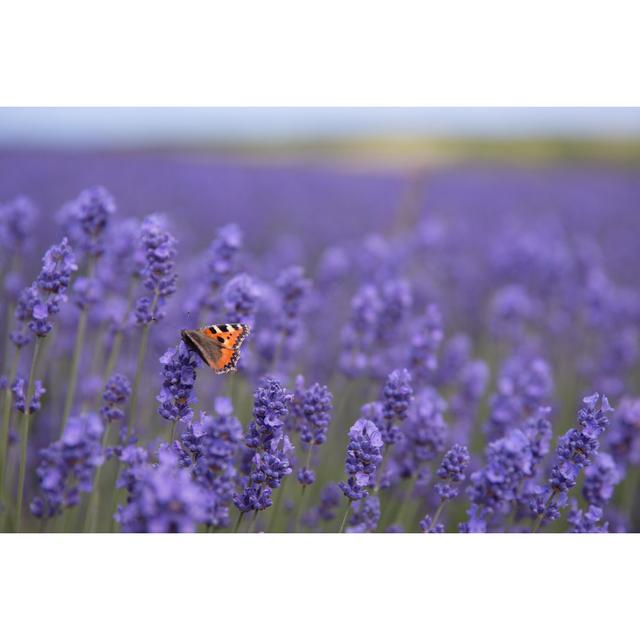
189 136 640 168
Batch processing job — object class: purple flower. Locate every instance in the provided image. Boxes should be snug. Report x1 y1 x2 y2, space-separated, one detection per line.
339 285 382 377
245 377 293 450
436 334 472 386
233 379 294 514
468 428 534 519
0 196 38 255
11 377 46 414
234 434 293 513
489 284 534 341
435 444 470 501
399 387 448 475
484 355 554 441
339 419 384 501
275 265 310 337
204 223 243 296
376 279 412 340
30 414 104 518
14 238 78 339
135 215 177 324
419 515 444 533
303 482 343 528
533 393 613 528
222 273 260 325
347 495 380 533
607 397 640 467
298 381 333 446
318 484 342 521
297 467 316 485
551 393 613 490
407 303 443 380
582 453 621 508
380 368 413 445
568 502 608 533
100 374 131 423
72 276 103 310
67 186 115 257
157 341 200 424
116 447 208 533
178 398 243 528
250 435 294 489
294 380 333 487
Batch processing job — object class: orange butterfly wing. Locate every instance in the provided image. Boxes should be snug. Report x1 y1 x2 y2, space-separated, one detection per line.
182 323 250 374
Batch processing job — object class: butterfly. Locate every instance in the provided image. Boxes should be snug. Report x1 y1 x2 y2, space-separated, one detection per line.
181 323 250 374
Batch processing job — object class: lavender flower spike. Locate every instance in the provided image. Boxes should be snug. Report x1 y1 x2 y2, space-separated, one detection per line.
532 393 613 532
339 419 384 502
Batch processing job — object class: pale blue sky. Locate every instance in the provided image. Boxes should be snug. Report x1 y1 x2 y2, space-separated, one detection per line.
0 108 638 147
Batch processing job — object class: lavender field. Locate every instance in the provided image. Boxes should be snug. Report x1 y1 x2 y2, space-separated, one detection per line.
1 149 639 533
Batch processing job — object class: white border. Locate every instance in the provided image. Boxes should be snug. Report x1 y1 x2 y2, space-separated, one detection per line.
1 1 639 105
1 534 638 639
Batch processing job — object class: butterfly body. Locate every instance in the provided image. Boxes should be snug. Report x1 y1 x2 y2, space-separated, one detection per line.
181 323 250 374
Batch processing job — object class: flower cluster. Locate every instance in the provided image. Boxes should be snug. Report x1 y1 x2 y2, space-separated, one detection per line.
435 444 471 501
339 285 382 377
468 428 534 521
399 387 448 475
380 368 413 444
178 398 243 528
531 393 613 528
407 304 443 381
101 374 131 424
275 265 310 337
116 447 208 533
582 452 621 508
135 216 178 324
484 355 554 441
11 377 46 414
347 495 381 533
199 223 243 309
550 393 612 492
339 419 384 501
245 377 293 450
234 377 294 513
157 341 200 424
222 273 260 325
67 186 115 257
298 381 333 446
30 414 104 519
12 237 78 341
567 502 608 533
0 195 37 258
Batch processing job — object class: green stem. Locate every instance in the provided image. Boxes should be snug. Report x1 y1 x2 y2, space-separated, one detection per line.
233 511 245 533
83 423 112 533
15 337 43 532
128 323 151 436
391 473 419 531
128 291 159 436
0 347 20 500
61 307 89 432
267 475 289 532
61 259 95 432
170 420 177 443
103 331 123 385
428 502 446 532
338 500 352 533
101 279 137 389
